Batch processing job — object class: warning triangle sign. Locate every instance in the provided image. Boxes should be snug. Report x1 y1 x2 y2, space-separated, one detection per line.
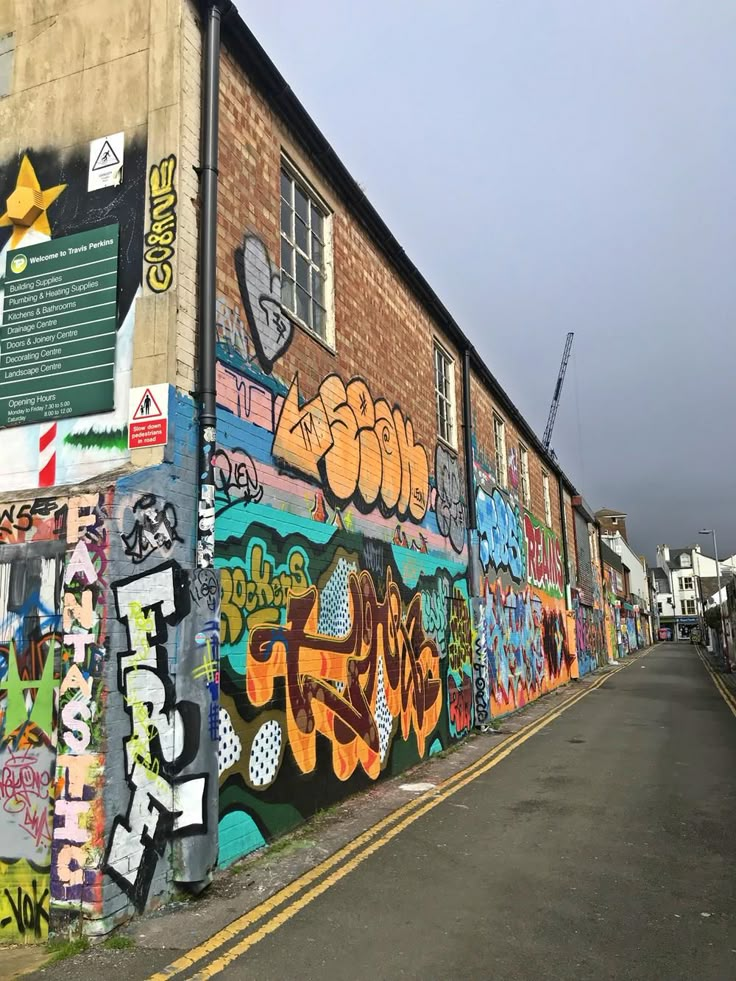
132 388 163 420
92 139 120 171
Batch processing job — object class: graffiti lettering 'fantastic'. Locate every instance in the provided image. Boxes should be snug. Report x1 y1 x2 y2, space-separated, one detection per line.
144 155 177 293
247 569 442 781
273 374 429 523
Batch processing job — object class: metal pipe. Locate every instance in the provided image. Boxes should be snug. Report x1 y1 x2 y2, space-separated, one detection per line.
462 348 476 530
196 1 229 568
556 476 571 609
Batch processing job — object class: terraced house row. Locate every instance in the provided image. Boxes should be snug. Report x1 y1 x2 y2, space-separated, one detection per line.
0 0 650 942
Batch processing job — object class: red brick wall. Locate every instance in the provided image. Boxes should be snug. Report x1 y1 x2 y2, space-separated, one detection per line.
217 49 465 484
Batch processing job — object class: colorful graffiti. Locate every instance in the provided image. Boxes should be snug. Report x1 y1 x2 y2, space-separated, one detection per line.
273 374 430 522
575 600 606 676
476 487 524 582
524 512 564 599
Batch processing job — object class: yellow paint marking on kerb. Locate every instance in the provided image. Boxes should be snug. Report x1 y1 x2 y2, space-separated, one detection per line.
149 651 650 980
696 647 736 718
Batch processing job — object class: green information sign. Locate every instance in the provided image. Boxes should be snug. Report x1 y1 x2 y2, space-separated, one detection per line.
0 223 119 427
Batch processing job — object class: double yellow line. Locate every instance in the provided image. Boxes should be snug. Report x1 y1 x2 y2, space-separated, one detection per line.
695 646 736 718
149 650 652 980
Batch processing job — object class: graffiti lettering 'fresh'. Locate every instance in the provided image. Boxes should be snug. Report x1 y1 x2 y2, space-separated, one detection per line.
105 562 208 912
476 487 524 581
247 568 442 782
273 374 429 523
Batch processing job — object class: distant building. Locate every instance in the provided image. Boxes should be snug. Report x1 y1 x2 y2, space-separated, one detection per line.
596 508 629 543
654 544 736 641
601 528 652 650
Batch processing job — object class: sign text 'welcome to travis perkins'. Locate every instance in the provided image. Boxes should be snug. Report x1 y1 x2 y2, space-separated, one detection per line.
0 224 120 427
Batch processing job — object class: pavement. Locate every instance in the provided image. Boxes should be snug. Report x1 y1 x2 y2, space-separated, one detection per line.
16 642 736 980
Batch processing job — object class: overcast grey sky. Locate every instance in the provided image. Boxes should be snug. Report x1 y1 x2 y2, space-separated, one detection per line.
236 0 736 561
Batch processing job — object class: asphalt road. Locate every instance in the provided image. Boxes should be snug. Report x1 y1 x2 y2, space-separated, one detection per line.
212 644 736 980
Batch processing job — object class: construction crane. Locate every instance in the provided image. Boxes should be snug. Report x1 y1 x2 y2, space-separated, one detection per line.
542 331 574 451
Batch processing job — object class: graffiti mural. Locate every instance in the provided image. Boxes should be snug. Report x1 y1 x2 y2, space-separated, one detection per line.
476 487 524 581
575 599 606 677
213 321 470 862
524 512 564 599
235 234 294 372
472 484 574 720
104 562 209 911
434 445 466 554
144 155 177 293
217 518 467 860
273 374 430 523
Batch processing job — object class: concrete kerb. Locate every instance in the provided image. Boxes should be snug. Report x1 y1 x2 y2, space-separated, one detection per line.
19 647 657 981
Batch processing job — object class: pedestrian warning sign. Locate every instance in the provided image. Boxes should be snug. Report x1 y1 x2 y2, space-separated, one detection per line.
92 140 121 171
128 383 169 449
88 132 124 191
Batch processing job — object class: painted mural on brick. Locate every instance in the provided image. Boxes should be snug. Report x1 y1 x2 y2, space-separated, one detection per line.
472 481 575 723
215 260 470 863
0 457 219 939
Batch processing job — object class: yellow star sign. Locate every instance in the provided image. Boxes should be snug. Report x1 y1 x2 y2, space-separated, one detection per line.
0 155 66 248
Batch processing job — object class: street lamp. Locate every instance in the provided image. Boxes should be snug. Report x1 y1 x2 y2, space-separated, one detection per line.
699 529 730 671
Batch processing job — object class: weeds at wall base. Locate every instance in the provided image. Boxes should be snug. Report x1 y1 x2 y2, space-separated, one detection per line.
45 936 90 963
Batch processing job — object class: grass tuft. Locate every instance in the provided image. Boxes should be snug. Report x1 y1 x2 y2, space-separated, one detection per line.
46 936 90 962
102 935 136 950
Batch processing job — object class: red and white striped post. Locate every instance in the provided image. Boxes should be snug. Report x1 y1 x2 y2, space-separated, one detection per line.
38 422 57 487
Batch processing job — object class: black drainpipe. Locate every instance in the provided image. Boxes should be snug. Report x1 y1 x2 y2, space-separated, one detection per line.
557 476 571 609
462 349 477 591
196 1 230 567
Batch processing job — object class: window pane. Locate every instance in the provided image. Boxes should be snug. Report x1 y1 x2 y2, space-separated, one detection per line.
296 284 310 324
280 170 292 203
295 215 309 253
311 268 324 305
312 234 323 266
281 239 294 277
281 197 293 237
312 302 325 337
296 253 310 291
281 274 295 311
294 184 309 222
311 205 323 239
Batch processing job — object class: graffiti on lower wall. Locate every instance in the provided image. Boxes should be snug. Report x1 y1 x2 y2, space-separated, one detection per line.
214 331 470 864
472 489 575 719
574 599 606 676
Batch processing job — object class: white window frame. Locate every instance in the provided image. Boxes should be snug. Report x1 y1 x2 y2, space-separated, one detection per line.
685 598 696 615
434 341 456 449
519 442 530 508
542 469 552 526
493 413 507 488
279 156 335 347
680 576 693 591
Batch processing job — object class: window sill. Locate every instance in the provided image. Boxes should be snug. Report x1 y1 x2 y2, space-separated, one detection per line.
289 311 337 358
436 434 458 456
